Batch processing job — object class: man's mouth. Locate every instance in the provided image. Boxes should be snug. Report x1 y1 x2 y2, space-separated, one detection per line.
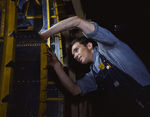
77 56 82 62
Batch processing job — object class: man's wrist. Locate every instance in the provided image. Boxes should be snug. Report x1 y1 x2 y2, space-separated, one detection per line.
53 62 62 70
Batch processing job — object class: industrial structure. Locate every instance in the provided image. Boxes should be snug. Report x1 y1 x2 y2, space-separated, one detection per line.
0 0 78 117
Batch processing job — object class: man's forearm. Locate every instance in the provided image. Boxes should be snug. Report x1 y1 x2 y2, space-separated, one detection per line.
39 16 81 39
39 16 95 39
53 62 81 96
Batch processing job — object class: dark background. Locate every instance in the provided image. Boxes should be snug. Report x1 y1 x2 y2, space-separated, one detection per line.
81 0 150 72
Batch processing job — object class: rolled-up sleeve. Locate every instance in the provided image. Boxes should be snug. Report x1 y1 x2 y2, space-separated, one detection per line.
77 71 98 96
83 22 118 46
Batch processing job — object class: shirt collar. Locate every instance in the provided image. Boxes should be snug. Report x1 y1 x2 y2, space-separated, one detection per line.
93 46 98 62
90 46 98 70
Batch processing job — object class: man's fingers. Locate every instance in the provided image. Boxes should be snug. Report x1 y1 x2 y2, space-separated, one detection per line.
38 32 47 43
46 50 57 58
48 47 53 52
43 44 57 59
45 44 53 52
43 51 52 58
40 36 47 43
47 50 54 57
47 49 52 53
47 53 52 57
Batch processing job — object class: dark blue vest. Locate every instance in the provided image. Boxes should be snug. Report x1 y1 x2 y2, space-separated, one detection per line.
93 54 150 111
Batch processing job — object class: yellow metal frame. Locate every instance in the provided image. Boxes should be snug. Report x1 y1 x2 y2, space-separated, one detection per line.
16 0 42 31
39 43 48 117
0 0 16 117
47 97 64 101
39 0 50 116
17 0 20 6
0 0 6 38
35 0 41 6
54 1 63 65
39 1 65 117
48 81 55 85
25 0 42 19
46 0 51 47
17 26 34 31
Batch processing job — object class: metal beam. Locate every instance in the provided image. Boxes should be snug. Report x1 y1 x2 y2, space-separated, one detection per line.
0 0 16 117
39 0 50 116
0 0 6 38
39 1 64 117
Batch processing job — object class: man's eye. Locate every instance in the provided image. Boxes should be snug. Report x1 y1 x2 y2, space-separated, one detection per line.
74 48 78 52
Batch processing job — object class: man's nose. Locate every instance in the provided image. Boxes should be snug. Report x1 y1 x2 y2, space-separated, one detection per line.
74 53 78 59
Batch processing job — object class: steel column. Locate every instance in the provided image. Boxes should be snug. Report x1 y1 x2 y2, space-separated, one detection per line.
0 0 16 117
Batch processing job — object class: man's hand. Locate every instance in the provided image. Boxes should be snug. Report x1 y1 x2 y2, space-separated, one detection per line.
38 32 47 43
46 46 60 68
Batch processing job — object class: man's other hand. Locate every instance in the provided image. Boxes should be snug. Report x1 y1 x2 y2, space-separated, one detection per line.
46 46 60 68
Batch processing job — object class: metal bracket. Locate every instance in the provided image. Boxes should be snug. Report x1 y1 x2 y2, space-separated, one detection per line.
8 31 16 37
6 61 15 68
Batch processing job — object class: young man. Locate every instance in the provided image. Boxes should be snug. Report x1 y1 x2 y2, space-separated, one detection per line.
40 16 150 117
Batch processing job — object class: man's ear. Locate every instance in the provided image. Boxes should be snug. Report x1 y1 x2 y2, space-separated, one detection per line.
87 42 93 50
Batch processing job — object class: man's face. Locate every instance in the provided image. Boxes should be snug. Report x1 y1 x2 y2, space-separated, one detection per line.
72 42 93 64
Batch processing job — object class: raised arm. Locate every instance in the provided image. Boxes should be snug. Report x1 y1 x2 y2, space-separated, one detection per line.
39 16 95 39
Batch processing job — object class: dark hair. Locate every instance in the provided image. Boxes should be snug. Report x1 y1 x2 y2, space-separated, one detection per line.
71 36 97 48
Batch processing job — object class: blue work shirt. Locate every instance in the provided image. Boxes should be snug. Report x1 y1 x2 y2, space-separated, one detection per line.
77 22 150 96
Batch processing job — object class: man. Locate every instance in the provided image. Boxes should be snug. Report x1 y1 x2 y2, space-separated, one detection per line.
40 16 150 117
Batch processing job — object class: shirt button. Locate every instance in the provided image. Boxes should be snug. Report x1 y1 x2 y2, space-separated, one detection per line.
106 65 110 69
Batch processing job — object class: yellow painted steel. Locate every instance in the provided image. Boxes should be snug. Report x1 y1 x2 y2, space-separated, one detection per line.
17 26 34 31
48 81 55 85
26 15 42 19
46 0 50 29
54 1 63 65
0 0 6 38
39 1 65 117
51 15 57 18
47 97 64 101
24 0 30 17
35 0 41 6
39 43 48 117
46 0 50 47
24 1 42 20
39 0 51 116
17 0 20 6
0 0 16 117
53 2 64 117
